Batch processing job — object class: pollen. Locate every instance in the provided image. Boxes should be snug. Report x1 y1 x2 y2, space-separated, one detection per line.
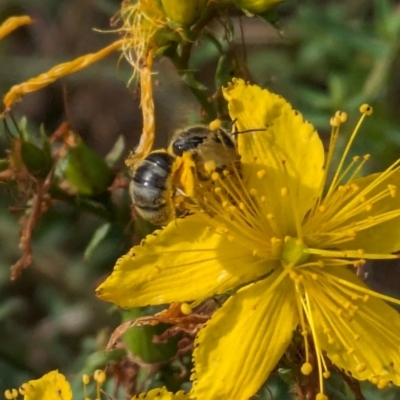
257 169 266 179
250 188 258 196
281 187 288 197
365 203 372 212
356 363 367 372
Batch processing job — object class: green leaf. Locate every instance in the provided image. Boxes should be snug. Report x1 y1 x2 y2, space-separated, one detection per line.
84 223 111 260
64 141 113 195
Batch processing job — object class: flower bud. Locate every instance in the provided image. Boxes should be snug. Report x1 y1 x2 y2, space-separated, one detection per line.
159 0 208 26
233 0 282 14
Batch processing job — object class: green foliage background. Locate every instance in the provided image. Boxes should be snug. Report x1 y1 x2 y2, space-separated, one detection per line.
1 0 400 398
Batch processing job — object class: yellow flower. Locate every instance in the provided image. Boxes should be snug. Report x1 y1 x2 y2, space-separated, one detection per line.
132 387 189 399
4 370 72 400
97 78 400 400
4 370 186 400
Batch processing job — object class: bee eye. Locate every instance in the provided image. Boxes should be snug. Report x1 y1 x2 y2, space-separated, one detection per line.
172 136 204 156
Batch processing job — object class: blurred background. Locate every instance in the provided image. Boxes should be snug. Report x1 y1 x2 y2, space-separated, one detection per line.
1 0 400 398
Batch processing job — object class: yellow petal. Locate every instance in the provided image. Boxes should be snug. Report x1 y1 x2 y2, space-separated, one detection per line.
192 270 298 400
223 79 325 235
22 370 72 400
131 387 189 399
338 170 400 253
97 214 273 308
307 266 400 385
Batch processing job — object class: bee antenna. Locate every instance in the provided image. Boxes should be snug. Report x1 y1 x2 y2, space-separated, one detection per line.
230 128 266 136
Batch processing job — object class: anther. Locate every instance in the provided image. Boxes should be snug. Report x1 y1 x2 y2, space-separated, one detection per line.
323 371 331 379
204 160 217 174
281 187 288 197
267 213 274 220
352 156 360 162
250 188 258 196
377 378 390 389
211 172 220 181
335 111 348 123
301 362 313 375
4 390 15 400
360 104 373 115
209 119 222 130
82 374 90 385
94 370 106 383
316 393 328 400
181 303 192 315
363 154 370 160
365 203 372 212
330 116 340 127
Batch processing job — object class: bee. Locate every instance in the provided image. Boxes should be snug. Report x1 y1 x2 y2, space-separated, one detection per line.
129 124 238 225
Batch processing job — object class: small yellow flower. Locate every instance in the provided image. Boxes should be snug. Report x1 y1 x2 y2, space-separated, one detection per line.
5 370 72 400
131 387 189 399
4 370 186 400
97 78 400 399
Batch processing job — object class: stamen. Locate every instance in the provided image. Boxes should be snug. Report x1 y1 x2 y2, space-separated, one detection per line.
327 107 370 198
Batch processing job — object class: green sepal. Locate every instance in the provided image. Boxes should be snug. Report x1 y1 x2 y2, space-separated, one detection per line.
20 141 53 179
122 308 180 364
180 72 208 91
